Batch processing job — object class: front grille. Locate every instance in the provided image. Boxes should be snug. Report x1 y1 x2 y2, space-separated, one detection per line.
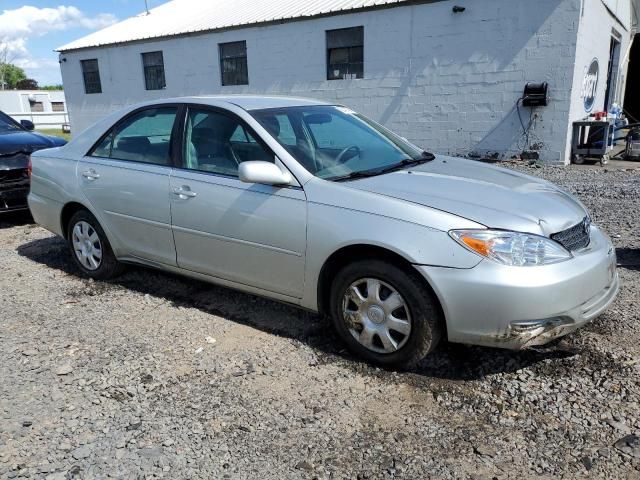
551 217 591 252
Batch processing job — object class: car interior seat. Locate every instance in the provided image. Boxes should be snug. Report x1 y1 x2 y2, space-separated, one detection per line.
115 136 154 163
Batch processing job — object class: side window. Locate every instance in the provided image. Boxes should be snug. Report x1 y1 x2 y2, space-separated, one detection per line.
92 133 113 158
90 107 177 165
230 125 257 143
183 108 273 176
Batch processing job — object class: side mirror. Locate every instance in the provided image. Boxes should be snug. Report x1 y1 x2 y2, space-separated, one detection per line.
239 161 292 186
20 120 35 131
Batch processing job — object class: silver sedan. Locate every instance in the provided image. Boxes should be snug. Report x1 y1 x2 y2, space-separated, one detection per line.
28 96 619 367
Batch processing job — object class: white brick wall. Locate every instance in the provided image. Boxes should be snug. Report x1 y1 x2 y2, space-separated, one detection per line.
566 0 633 161
60 0 632 164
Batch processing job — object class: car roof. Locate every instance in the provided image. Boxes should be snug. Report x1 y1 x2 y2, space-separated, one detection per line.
35 95 335 162
165 95 332 111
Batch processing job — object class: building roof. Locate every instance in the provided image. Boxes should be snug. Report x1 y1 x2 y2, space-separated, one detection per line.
57 0 416 52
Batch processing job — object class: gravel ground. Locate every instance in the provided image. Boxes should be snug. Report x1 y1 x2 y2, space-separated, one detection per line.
1 163 639 479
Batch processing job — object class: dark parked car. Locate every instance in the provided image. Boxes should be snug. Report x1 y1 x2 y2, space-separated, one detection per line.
0 111 66 213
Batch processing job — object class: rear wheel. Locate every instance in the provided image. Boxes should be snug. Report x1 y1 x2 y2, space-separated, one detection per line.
67 210 124 280
329 259 442 368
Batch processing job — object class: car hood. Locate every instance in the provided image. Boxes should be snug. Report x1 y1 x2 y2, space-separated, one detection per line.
0 129 66 155
348 155 587 236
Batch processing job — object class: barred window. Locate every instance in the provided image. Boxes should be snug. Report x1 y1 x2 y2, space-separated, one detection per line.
142 51 166 90
81 59 102 94
51 102 65 112
326 27 364 80
219 41 248 86
30 101 44 112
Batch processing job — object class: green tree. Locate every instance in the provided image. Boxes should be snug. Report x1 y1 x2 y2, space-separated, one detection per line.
40 84 64 91
16 78 38 90
0 63 27 89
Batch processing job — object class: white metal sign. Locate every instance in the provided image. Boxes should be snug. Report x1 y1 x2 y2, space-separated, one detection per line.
581 58 599 112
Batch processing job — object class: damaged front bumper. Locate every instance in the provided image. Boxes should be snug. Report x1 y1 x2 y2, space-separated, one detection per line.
416 225 619 350
0 175 30 212
0 152 30 213
503 271 619 348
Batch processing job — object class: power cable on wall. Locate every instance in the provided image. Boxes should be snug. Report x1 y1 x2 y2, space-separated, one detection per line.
515 97 540 154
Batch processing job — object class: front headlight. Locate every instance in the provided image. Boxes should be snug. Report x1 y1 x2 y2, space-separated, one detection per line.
449 229 572 266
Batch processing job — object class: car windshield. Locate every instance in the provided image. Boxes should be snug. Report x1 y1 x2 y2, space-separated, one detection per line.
251 105 429 181
0 111 22 132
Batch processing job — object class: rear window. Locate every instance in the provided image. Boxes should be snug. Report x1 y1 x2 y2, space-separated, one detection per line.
90 107 177 166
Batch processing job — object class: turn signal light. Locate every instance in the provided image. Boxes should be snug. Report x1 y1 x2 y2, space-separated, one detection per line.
460 236 490 257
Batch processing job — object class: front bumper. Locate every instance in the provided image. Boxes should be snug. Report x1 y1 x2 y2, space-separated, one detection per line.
417 225 619 349
1 154 30 213
0 184 29 212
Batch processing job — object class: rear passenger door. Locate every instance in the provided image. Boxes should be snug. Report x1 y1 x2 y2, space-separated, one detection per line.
79 106 179 266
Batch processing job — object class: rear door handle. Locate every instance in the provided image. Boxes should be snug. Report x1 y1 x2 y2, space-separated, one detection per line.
81 169 100 180
172 186 197 199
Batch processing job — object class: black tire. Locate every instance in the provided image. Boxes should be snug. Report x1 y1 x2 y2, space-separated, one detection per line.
66 209 124 280
329 259 442 368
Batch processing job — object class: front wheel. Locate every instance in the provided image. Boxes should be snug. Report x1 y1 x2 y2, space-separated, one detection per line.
67 210 124 280
329 260 442 368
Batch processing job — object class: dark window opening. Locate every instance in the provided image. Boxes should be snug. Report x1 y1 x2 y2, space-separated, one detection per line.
327 26 363 80
30 101 44 112
604 35 622 112
81 59 102 94
219 41 248 86
142 51 166 90
623 34 640 123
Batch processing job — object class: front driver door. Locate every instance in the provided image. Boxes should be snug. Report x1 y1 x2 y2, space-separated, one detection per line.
79 106 178 266
170 106 307 298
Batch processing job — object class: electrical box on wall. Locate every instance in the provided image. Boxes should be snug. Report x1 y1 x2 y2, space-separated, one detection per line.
522 82 549 107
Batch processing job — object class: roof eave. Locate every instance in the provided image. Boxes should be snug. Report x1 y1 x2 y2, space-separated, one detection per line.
56 0 446 53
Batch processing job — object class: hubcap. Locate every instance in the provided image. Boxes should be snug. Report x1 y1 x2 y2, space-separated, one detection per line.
71 221 103 271
341 278 412 354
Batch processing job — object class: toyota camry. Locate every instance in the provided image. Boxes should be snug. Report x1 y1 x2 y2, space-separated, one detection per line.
28 96 619 367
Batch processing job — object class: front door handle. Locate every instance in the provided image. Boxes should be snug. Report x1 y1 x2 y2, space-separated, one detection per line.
81 169 100 181
172 186 197 199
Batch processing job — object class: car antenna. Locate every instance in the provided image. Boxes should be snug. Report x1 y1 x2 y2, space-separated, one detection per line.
144 0 150 15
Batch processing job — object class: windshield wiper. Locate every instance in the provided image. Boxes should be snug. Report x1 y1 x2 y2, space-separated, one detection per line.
331 170 384 182
377 153 435 175
330 151 435 182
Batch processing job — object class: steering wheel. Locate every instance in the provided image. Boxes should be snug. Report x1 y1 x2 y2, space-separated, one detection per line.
335 145 361 164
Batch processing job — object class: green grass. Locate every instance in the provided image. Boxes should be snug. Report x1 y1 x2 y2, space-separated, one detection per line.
37 128 71 142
